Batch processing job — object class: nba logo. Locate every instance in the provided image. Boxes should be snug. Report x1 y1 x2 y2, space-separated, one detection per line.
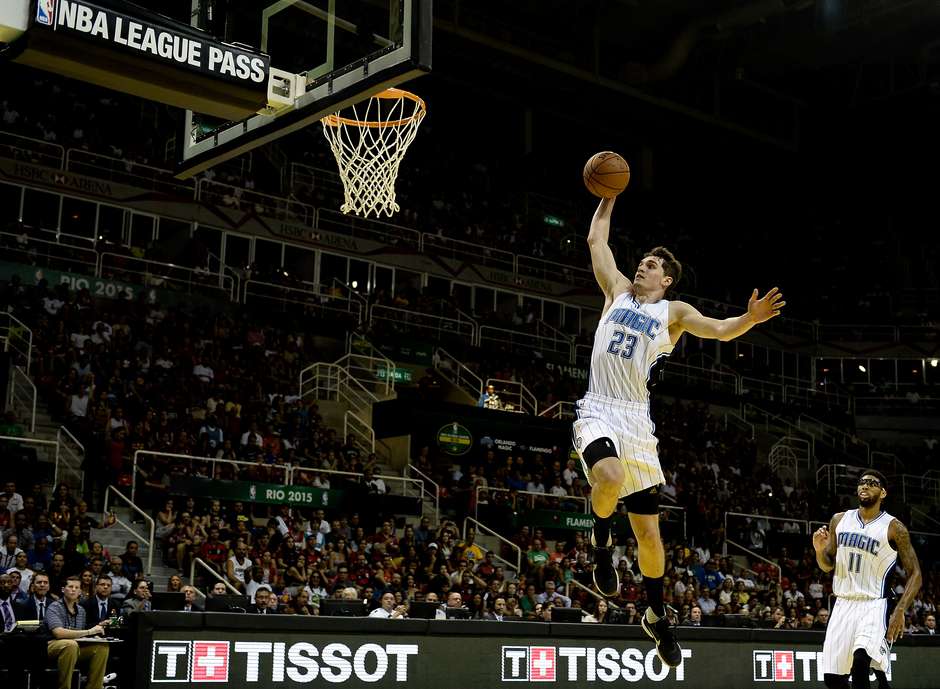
36 0 55 26
191 642 230 683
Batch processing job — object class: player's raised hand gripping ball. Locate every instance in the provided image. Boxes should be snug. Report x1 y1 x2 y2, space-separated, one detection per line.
583 152 630 198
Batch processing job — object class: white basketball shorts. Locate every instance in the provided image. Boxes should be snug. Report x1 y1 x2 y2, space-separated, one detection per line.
822 597 891 676
572 392 665 499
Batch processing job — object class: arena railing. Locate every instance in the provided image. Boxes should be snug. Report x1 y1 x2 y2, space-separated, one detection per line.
479 325 573 361
538 401 576 420
0 311 33 375
66 149 195 198
370 304 478 346
298 362 379 420
768 436 813 484
0 230 99 275
816 323 901 343
722 410 755 439
433 347 483 402
854 396 940 415
566 578 619 610
103 484 155 576
474 486 589 521
316 208 422 250
344 410 375 455
797 414 869 465
404 464 440 525
783 383 854 413
243 280 363 323
483 378 538 415
190 557 241 597
346 331 396 397
8 366 36 433
516 254 595 290
198 178 314 225
659 361 739 396
679 292 817 341
288 465 424 499
898 473 940 506
724 539 782 584
0 434 57 486
742 404 816 456
98 252 236 300
56 426 85 495
0 130 65 169
463 516 522 575
421 233 516 274
131 450 291 503
289 162 345 201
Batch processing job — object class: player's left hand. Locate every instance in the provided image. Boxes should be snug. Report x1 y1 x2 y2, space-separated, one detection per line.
886 610 905 643
747 287 786 324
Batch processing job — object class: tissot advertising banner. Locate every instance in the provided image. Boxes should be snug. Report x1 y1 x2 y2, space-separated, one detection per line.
33 0 269 88
137 617 939 689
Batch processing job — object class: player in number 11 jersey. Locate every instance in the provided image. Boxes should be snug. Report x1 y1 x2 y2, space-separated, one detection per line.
812 470 922 689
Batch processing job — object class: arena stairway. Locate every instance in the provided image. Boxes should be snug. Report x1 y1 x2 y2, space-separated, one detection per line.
91 504 178 591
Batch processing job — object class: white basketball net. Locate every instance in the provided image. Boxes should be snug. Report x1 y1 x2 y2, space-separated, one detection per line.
321 89 426 218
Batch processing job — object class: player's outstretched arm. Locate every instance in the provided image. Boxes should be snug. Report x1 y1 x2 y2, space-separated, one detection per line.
886 519 922 642
586 197 631 305
812 512 842 573
670 288 785 342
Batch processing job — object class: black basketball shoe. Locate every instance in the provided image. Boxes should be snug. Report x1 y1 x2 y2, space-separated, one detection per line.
641 606 683 668
590 533 620 597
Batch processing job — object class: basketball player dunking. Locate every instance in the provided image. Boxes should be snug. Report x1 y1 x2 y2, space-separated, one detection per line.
574 197 785 666
813 470 922 689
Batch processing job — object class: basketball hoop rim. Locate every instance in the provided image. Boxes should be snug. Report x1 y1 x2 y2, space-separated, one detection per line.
321 88 426 129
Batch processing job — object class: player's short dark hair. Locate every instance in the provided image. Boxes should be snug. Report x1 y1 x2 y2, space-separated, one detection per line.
647 246 682 293
861 469 888 491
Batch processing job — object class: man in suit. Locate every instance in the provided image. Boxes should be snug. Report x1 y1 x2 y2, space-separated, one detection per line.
247 586 277 614
181 586 203 613
82 576 117 624
919 613 937 635
483 596 508 621
13 571 57 623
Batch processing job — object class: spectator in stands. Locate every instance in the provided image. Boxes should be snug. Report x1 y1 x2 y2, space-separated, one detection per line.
120 541 143 581
368 591 405 619
477 384 500 409
363 468 387 495
917 613 936 635
0 534 21 571
226 540 252 592
44 576 109 689
121 579 152 614
2 482 24 514
106 557 131 602
683 605 703 627
535 580 571 608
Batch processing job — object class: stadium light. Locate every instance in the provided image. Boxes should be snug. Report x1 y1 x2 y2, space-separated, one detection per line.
858 365 866 373
931 359 939 368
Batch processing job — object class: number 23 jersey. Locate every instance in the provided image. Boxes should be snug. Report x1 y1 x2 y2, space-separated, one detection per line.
587 291 673 404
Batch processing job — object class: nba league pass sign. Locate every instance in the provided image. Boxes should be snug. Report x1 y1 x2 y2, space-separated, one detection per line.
33 0 269 88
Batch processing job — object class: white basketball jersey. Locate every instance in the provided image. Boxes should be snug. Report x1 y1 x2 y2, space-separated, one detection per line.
833 510 897 600
587 292 673 404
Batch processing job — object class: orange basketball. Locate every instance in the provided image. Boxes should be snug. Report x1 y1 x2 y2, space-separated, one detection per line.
583 151 630 198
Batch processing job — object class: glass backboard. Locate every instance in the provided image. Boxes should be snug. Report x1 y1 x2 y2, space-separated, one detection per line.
178 0 431 178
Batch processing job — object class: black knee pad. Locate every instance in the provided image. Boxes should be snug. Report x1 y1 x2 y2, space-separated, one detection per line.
851 649 872 689
824 673 850 689
580 436 618 468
